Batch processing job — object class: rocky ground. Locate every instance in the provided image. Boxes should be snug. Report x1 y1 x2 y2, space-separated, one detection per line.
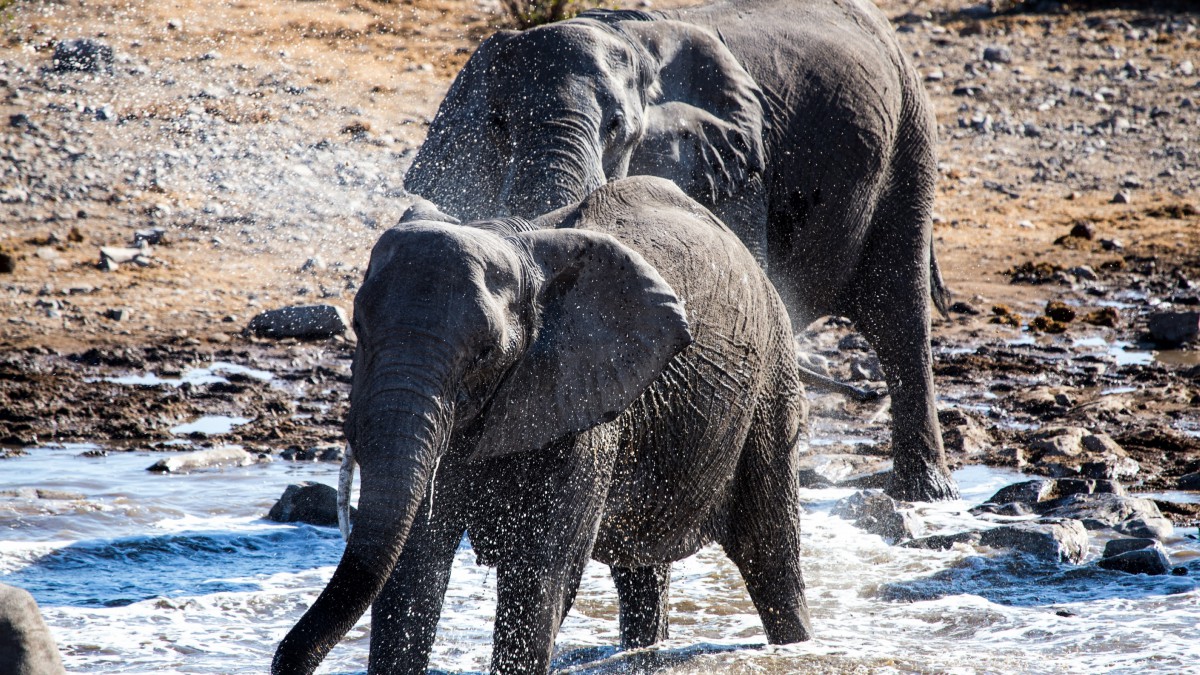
0 0 1197 523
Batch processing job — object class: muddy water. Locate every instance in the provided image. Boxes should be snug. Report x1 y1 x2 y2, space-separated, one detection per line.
1 449 1198 674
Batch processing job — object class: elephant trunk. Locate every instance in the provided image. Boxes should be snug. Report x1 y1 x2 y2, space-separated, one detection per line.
501 118 605 217
272 385 451 675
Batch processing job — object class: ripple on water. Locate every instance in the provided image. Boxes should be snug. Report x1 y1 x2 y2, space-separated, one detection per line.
1 453 1198 673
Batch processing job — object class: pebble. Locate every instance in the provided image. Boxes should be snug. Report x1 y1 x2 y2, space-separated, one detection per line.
1111 191 1132 204
51 39 114 73
982 45 1013 64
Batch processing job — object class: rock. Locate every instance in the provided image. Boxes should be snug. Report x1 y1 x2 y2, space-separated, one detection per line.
133 228 165 246
0 583 66 675
796 452 892 486
982 45 1013 64
98 245 152 271
0 248 15 274
51 38 114 73
939 409 992 458
0 488 86 501
299 256 326 273
1147 311 1200 347
103 307 131 322
266 482 353 527
1068 222 1096 240
147 446 254 473
979 519 1089 563
901 531 982 551
1029 427 1088 459
1081 307 1119 327
986 479 1058 506
837 333 871 352
1070 265 1098 281
247 304 349 340
848 355 884 381
1044 301 1076 323
832 489 923 543
1036 493 1174 540
1030 316 1067 333
1177 472 1200 490
1111 191 1132 204
1101 538 1158 558
948 300 981 315
1098 546 1172 576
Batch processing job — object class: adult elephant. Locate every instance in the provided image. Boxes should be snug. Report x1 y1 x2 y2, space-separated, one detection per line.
272 177 811 675
405 0 958 501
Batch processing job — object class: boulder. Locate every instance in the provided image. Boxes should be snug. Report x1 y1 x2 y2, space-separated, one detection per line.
0 583 66 675
979 519 1089 564
1177 472 1200 490
1147 311 1199 347
51 38 113 73
1098 546 1172 576
939 409 992 458
1101 538 1158 558
147 446 254 473
795 452 891 487
266 482 353 527
247 304 349 340
832 489 922 543
986 479 1057 506
1028 426 1088 458
1036 493 1174 540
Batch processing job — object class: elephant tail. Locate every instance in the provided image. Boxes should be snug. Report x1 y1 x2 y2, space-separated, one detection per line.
929 241 952 319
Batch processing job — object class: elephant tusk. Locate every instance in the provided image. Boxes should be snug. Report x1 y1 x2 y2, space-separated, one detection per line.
337 443 355 541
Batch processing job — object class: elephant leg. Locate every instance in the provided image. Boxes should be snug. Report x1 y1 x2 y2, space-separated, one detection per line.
721 398 811 644
848 186 958 503
488 434 615 675
368 474 466 673
610 564 671 649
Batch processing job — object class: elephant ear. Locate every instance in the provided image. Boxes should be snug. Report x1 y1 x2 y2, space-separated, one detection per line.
472 229 692 460
623 20 766 206
403 31 517 220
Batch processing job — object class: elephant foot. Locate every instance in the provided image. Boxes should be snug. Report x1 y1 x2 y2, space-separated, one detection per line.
885 457 959 502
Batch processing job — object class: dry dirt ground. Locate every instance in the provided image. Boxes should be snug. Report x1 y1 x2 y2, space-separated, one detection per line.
0 0 1197 510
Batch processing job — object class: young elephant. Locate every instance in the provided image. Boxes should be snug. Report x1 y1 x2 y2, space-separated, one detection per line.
272 176 810 675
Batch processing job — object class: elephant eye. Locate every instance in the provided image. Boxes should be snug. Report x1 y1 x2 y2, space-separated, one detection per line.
605 112 625 139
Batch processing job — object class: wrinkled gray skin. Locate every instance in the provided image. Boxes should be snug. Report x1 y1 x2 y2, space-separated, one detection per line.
0 583 66 675
273 177 810 675
405 0 958 501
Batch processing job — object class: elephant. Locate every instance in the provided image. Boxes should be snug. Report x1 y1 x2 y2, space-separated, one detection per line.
0 583 66 675
272 176 811 675
404 0 959 502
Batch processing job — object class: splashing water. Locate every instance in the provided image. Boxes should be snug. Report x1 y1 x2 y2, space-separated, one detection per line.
0 448 1196 674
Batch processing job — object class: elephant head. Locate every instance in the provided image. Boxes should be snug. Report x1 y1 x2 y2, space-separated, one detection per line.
272 212 692 674
404 13 765 221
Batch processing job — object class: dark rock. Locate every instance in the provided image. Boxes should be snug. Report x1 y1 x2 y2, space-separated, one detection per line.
979 519 1089 563
1147 311 1200 347
0 583 66 675
986 479 1057 506
1082 307 1119 327
902 531 982 550
948 300 981 315
0 248 15 274
147 446 254 473
1068 222 1096 240
266 482 353 527
1045 301 1076 323
796 469 835 489
837 333 871 352
1177 472 1200 490
247 304 349 340
1098 547 1171 576
1101 538 1157 558
1111 191 1132 205
832 489 922 542
1036 493 1174 540
51 38 114 73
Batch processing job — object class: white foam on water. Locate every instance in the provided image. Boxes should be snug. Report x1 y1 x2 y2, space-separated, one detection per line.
2 453 1198 673
169 415 252 436
104 362 275 388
